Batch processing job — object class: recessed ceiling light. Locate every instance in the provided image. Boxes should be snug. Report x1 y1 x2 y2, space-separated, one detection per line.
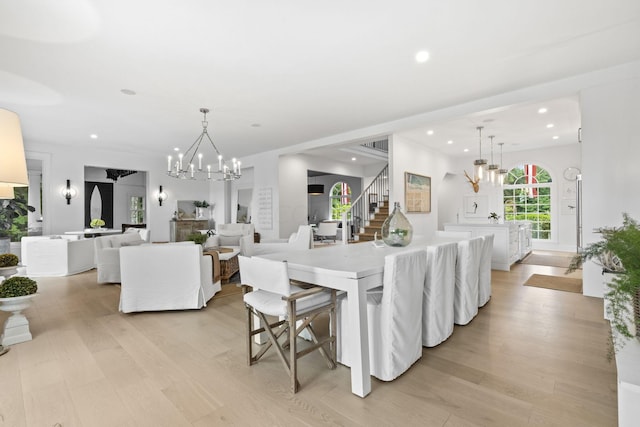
552 135 559 140
447 140 453 145
120 89 136 96
351 157 357 161
463 148 469 152
415 50 430 63
174 147 180 151
89 134 98 139
546 123 554 128
426 130 434 135
538 107 548 114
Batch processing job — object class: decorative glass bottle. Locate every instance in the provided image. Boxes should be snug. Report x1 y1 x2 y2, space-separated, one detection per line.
381 202 413 247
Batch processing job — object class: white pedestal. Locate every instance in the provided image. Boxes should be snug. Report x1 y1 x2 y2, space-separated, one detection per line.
615 336 640 427
0 294 36 346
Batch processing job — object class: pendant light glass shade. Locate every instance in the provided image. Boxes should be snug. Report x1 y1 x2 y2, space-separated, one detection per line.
487 135 499 186
0 109 28 188
498 142 508 186
473 126 487 180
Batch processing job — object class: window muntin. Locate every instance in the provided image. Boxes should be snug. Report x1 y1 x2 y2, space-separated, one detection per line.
330 182 351 220
503 164 552 240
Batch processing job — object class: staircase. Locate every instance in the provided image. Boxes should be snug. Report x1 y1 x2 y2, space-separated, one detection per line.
357 202 388 242
340 164 390 243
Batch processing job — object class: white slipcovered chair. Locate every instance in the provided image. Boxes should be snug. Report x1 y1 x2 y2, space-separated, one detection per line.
315 221 338 243
22 237 95 277
239 225 313 257
453 236 484 325
119 243 220 313
238 255 336 393
478 233 494 307
434 230 472 239
94 231 148 283
337 248 427 381
422 241 458 347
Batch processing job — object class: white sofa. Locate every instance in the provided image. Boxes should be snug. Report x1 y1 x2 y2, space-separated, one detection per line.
21 235 80 266
239 225 313 256
94 229 149 283
205 223 254 247
23 237 95 277
119 243 220 313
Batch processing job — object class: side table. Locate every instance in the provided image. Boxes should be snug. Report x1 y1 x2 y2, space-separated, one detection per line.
204 247 240 283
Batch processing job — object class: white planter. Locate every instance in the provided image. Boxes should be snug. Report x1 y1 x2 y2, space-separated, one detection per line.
0 294 37 346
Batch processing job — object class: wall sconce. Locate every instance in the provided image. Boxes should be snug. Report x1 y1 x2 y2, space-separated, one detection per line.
61 179 77 204
158 185 167 206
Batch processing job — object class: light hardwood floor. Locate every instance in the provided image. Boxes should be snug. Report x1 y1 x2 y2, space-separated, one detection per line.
0 261 617 426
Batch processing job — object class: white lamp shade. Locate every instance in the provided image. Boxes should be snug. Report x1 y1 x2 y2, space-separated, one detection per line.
0 184 15 199
0 109 28 187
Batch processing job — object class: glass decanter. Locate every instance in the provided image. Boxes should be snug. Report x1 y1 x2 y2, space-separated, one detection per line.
381 202 413 247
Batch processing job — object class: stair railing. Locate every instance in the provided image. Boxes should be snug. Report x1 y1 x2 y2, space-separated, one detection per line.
341 164 389 244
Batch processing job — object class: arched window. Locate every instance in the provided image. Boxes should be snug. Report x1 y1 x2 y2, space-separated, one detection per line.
330 182 351 220
503 164 552 240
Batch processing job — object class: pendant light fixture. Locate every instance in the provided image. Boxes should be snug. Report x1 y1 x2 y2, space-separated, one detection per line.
166 108 241 181
498 142 508 186
473 126 487 180
487 135 499 186
308 175 324 195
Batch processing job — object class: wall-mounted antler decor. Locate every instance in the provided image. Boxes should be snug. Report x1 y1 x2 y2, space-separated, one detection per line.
464 170 480 193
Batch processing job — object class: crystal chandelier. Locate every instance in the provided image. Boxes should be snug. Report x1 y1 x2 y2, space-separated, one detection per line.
487 135 499 185
473 126 487 180
166 108 241 181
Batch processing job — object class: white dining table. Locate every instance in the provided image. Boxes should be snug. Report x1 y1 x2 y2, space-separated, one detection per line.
256 237 439 397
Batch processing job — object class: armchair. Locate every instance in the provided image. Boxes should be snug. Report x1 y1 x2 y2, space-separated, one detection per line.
205 223 255 247
316 221 338 243
119 243 220 313
94 232 147 283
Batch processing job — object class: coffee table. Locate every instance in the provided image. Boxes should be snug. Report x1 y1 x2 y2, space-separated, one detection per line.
204 247 240 283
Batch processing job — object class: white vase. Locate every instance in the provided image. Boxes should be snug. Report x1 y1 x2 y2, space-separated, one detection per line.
0 294 37 346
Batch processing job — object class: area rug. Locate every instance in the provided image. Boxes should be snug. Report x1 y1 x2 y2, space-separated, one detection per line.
519 253 575 269
523 274 583 293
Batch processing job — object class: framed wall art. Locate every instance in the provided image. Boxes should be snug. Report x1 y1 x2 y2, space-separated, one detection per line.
463 194 488 218
404 172 431 213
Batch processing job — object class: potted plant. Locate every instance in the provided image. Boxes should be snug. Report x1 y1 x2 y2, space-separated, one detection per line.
0 196 35 254
90 218 106 229
186 233 207 246
567 213 640 357
0 253 20 277
0 276 38 349
488 212 500 224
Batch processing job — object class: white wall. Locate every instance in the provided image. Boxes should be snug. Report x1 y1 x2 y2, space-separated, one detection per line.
580 70 640 297
307 173 363 223
25 142 210 242
447 143 582 251
389 135 456 238
278 154 374 238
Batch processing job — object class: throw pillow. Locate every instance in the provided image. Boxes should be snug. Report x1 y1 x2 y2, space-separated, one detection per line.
219 235 240 246
120 239 145 247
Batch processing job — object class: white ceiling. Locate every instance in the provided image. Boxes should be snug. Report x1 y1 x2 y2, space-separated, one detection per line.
1 1 639 163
